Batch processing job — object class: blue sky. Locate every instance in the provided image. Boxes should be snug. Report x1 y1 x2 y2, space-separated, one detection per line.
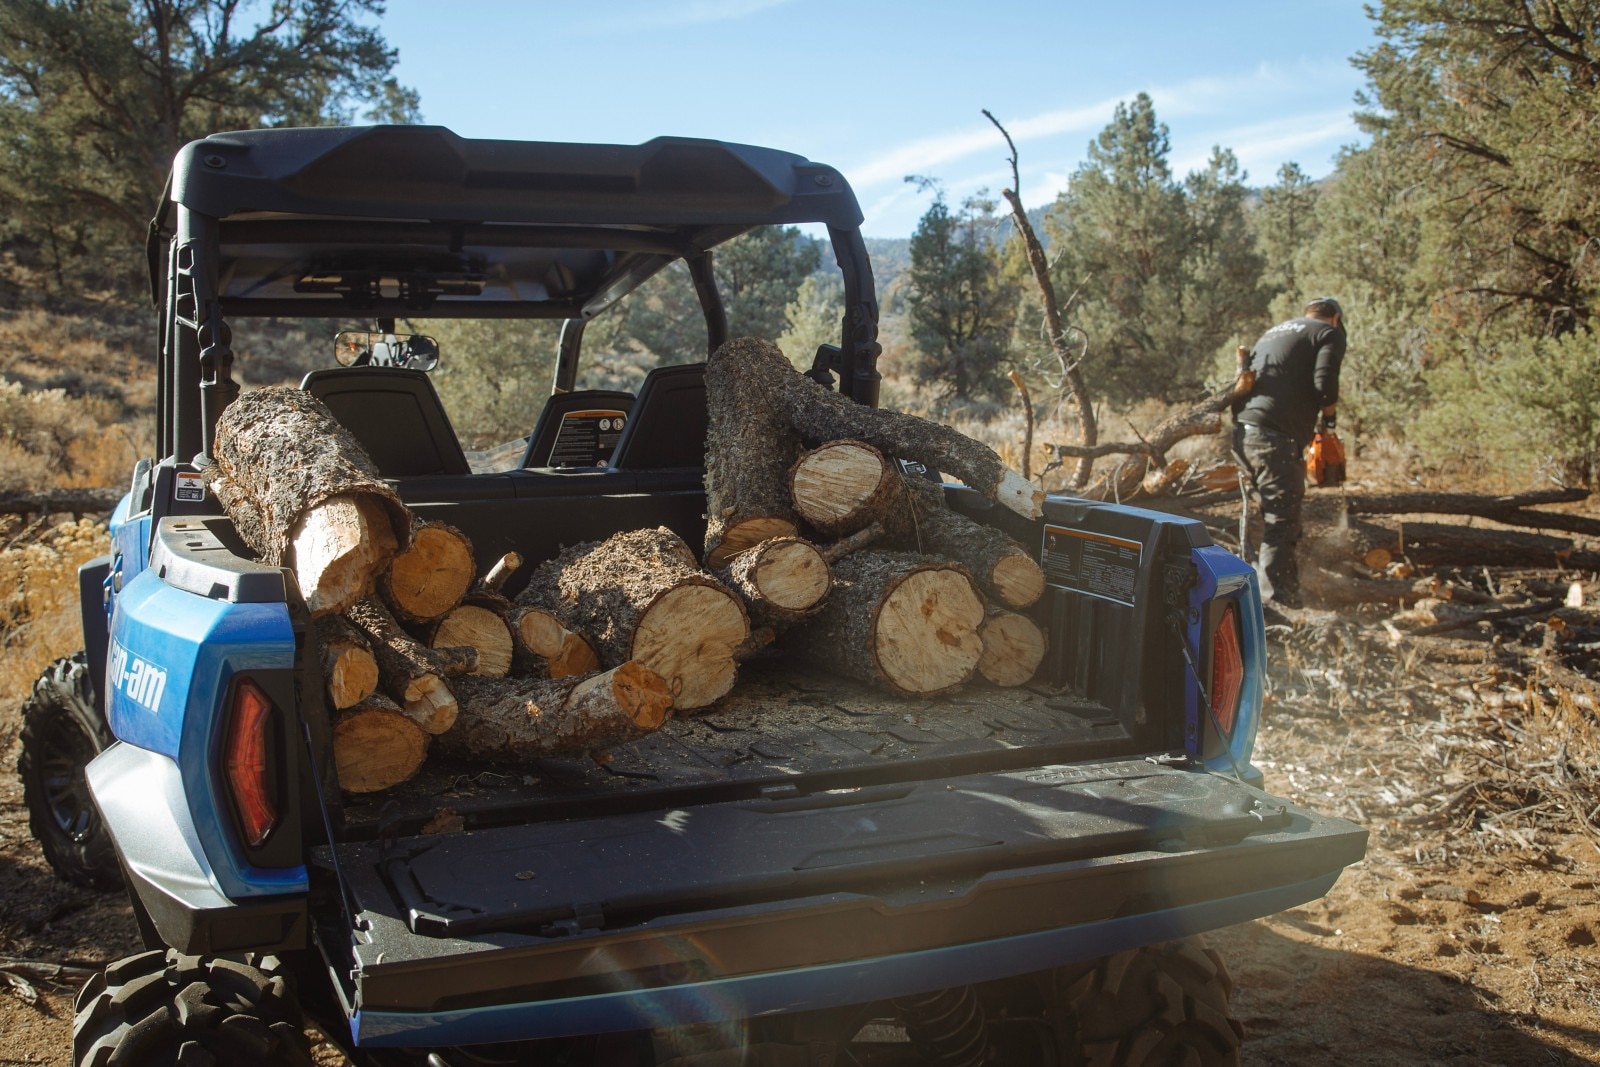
380 1 1379 237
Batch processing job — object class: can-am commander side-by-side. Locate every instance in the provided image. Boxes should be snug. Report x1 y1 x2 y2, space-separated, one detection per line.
17 126 1365 1066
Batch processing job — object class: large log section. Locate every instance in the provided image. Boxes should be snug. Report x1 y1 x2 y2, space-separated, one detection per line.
331 694 430 793
202 387 410 616
440 663 674 761
519 527 749 711
381 521 476 623
789 550 986 697
703 339 1043 568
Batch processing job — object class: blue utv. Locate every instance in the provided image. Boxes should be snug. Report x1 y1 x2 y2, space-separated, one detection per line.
17 125 1365 1067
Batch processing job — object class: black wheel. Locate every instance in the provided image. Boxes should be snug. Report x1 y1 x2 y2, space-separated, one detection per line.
17 653 120 890
1058 939 1244 1067
73 949 312 1067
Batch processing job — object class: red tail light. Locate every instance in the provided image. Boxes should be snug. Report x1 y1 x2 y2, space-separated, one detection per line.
225 679 278 848
1211 602 1244 737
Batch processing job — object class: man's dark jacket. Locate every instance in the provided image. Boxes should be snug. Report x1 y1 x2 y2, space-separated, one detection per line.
1235 316 1345 447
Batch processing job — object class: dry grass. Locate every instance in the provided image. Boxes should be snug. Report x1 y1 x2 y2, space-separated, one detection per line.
0 518 108 709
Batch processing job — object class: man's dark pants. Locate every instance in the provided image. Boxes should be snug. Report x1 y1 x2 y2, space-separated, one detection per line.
1232 423 1305 606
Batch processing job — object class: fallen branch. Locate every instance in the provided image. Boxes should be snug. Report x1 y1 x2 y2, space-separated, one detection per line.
0 487 124 516
1409 598 1563 637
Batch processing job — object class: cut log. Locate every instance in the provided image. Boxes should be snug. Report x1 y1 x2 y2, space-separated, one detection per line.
519 527 749 710
708 338 1043 531
317 617 378 711
430 594 515 678
789 441 898 539
789 550 985 697
381 521 476 623
396 674 459 735
716 536 832 625
509 606 602 679
331 694 429 793
288 495 402 616
202 386 410 615
789 440 1044 609
346 596 475 733
441 661 673 761
977 608 1048 687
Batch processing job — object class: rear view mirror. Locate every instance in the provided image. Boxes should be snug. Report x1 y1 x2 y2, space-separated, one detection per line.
335 330 440 371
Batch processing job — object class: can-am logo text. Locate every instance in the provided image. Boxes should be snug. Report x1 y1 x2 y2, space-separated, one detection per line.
109 642 167 712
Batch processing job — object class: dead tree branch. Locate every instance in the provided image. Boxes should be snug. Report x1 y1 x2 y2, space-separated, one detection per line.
983 108 1098 488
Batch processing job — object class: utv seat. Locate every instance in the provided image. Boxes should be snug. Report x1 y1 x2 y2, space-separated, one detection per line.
300 367 471 478
520 389 635 469
608 363 707 470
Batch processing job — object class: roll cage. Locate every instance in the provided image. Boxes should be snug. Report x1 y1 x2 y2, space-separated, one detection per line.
146 125 881 465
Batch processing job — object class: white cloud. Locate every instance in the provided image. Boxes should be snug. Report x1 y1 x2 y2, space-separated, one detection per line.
582 0 795 33
844 61 1361 195
1170 110 1359 178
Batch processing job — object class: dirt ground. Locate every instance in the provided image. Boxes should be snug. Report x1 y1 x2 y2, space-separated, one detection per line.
2 610 1597 1065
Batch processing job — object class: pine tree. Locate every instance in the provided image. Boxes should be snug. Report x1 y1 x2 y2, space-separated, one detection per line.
1045 94 1262 405
1255 162 1320 300
0 0 418 294
906 190 1016 402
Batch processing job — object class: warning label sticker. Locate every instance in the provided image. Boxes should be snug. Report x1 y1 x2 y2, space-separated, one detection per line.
1040 525 1142 606
549 409 628 467
174 472 206 503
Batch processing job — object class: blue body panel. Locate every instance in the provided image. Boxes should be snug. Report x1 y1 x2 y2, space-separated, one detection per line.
351 872 1338 1046
1186 546 1265 781
105 567 305 898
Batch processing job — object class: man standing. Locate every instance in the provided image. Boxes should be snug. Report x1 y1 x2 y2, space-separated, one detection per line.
1233 297 1346 607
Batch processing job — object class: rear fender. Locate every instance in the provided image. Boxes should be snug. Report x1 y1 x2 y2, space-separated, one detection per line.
1186 546 1265 781
103 565 306 899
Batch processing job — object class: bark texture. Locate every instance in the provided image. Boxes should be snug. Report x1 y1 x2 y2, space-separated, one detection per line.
331 694 430 793
345 596 477 717
518 527 749 710
440 662 673 761
704 340 806 568
788 550 985 697
202 386 410 585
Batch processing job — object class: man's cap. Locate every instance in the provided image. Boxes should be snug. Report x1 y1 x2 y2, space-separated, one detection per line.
1304 296 1343 319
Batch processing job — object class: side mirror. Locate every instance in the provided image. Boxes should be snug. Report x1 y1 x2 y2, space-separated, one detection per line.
334 330 440 371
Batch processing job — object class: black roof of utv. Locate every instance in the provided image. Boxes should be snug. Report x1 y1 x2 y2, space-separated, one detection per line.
155 125 866 318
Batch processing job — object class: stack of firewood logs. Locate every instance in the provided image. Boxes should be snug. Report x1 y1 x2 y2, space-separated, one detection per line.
203 338 1051 794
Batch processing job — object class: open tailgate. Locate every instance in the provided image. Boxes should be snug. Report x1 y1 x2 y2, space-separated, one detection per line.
320 759 1364 1046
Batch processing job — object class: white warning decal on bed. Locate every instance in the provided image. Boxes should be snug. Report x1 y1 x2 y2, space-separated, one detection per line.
1040 525 1142 606
174 472 206 502
109 641 168 712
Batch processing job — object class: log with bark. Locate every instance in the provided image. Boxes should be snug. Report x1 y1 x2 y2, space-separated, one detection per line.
317 617 379 711
202 386 410 615
345 596 476 733
715 536 833 626
429 593 515 678
518 527 749 711
381 520 476 623
789 550 985 697
331 693 430 793
788 440 1045 609
703 338 1042 569
977 607 1048 687
509 606 602 679
439 662 674 761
